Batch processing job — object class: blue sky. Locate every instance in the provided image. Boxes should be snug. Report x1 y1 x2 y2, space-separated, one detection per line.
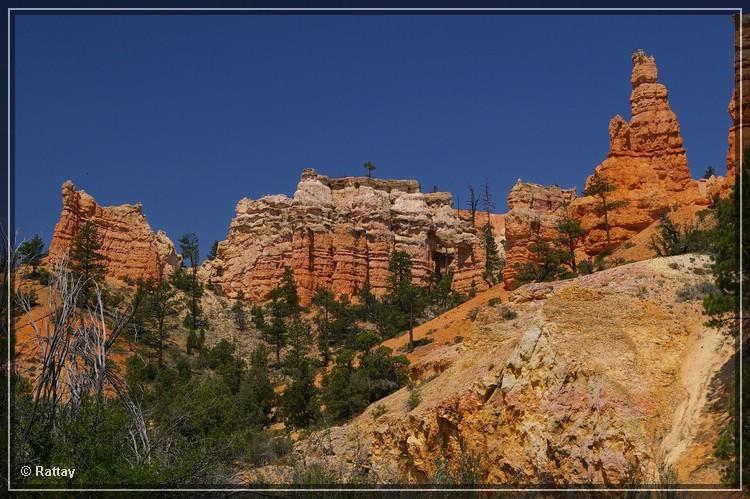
14 13 734 259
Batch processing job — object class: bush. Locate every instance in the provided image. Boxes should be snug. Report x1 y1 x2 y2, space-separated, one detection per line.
676 281 717 302
500 305 517 320
488 297 501 307
371 403 388 421
453 335 464 344
467 307 480 321
649 212 712 257
406 386 421 411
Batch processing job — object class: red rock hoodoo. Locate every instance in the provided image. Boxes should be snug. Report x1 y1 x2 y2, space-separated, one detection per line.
48 181 181 280
201 169 490 305
502 49 722 288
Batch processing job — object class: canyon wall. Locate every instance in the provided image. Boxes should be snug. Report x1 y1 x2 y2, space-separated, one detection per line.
48 181 181 280
201 169 489 305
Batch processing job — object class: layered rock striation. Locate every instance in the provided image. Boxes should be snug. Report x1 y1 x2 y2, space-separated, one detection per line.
48 181 181 280
202 169 489 305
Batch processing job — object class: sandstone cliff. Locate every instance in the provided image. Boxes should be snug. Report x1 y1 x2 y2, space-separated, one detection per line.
48 181 181 280
202 169 489 305
255 255 733 486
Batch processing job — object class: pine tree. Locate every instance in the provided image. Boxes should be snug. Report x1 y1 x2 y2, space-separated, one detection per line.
232 291 247 332
70 221 107 305
139 272 178 368
584 172 627 247
481 177 495 225
206 240 219 261
482 223 503 285
388 251 425 352
18 234 45 275
179 233 205 354
555 217 586 272
270 266 299 318
467 185 479 226
363 161 376 178
312 288 335 365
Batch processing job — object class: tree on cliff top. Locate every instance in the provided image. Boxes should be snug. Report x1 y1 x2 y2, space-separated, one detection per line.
70 221 107 305
206 240 219 261
363 161 376 178
18 234 45 275
467 185 479 226
583 172 627 247
481 177 495 225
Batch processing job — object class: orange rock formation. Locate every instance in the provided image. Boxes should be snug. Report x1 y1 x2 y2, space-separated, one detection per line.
726 13 750 188
201 169 489 305
48 181 181 280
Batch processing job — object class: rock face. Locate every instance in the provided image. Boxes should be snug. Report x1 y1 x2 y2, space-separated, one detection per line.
48 181 181 280
726 14 750 188
281 255 733 486
502 180 577 287
202 169 488 305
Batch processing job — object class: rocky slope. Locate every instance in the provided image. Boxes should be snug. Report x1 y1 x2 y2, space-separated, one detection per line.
201 169 489 305
263 255 733 486
48 181 181 280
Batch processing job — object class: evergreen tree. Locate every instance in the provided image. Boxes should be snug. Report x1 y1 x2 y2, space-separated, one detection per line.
514 240 568 285
179 233 205 354
481 177 495 225
268 298 287 366
388 251 425 352
206 240 219 261
140 272 178 368
280 358 319 427
18 234 45 275
482 223 503 285
467 185 479 226
555 217 586 272
312 288 335 365
703 165 716 179
232 291 247 332
69 221 107 305
270 266 299 318
363 161 376 178
250 304 267 342
584 172 627 247
237 345 275 427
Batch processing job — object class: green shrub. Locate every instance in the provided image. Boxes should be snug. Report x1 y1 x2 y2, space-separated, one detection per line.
500 305 517 320
453 335 464 344
406 386 421 411
488 297 501 307
371 403 388 421
467 307 480 321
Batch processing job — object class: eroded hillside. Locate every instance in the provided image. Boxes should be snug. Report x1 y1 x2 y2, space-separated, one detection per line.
245 255 734 486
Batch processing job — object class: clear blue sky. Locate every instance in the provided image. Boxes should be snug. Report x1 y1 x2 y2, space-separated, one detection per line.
14 13 734 259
